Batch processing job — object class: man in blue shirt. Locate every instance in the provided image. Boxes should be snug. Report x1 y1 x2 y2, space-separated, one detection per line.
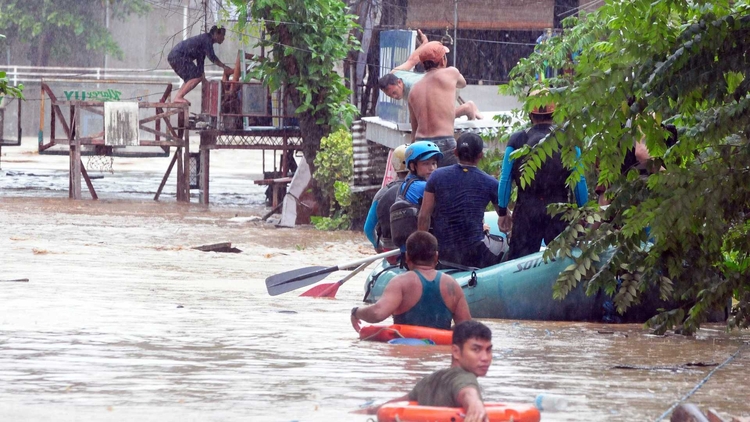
168 26 233 104
497 93 588 260
418 132 501 268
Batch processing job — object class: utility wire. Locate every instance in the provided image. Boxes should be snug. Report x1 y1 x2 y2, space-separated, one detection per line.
557 0 604 17
653 342 748 422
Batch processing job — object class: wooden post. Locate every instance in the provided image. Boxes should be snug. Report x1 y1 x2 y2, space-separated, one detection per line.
69 106 82 199
199 132 210 204
182 105 190 202
176 146 184 202
176 109 185 202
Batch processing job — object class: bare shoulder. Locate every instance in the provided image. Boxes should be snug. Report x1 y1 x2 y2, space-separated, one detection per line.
442 66 463 77
390 271 419 287
439 272 462 294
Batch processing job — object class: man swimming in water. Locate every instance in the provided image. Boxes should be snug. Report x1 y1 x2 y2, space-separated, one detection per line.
360 320 493 422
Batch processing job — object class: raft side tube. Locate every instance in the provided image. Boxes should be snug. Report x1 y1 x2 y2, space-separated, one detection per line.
359 324 453 345
377 401 541 422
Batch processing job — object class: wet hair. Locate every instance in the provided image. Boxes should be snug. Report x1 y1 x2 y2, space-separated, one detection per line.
456 132 484 162
452 320 492 348
378 74 401 90
209 25 226 36
422 60 440 71
406 231 438 265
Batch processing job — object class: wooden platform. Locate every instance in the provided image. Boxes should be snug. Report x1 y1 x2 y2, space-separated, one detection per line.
253 177 293 208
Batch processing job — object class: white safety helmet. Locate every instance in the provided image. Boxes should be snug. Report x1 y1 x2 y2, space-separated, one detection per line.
391 144 408 173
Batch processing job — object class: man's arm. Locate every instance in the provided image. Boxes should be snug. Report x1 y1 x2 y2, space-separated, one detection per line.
496 145 516 232
351 277 405 332
205 40 232 74
408 100 419 143
447 277 472 324
451 67 467 89
456 387 488 422
573 146 589 207
391 29 429 73
417 191 435 231
363 200 380 249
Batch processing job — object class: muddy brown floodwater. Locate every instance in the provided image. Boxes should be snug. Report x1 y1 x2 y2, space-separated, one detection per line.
1 146 749 421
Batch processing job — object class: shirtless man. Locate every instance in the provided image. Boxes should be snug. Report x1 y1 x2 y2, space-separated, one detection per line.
407 41 468 166
378 31 482 121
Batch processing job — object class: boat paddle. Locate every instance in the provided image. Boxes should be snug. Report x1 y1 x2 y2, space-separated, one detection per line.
265 249 400 296
299 261 371 298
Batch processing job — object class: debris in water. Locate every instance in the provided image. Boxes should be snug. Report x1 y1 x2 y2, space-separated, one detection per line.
192 242 242 253
0 278 29 282
176 305 184 309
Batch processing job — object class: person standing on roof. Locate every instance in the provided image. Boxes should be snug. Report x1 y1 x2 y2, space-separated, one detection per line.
389 141 443 249
497 90 588 261
364 145 409 252
418 132 501 268
378 30 482 121
167 25 234 105
407 41 468 167
351 231 471 332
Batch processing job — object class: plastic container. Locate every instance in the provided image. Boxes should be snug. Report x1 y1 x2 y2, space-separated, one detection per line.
534 394 568 412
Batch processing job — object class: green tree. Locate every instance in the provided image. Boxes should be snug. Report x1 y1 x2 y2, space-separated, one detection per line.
502 0 750 333
0 36 24 100
228 0 360 209
0 0 150 66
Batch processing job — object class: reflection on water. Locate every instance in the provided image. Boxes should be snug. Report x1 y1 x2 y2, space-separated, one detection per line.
1 200 749 421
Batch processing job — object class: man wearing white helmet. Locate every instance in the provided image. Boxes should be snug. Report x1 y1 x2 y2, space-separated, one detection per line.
364 145 409 252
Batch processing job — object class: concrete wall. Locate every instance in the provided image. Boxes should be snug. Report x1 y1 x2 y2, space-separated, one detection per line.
4 0 257 70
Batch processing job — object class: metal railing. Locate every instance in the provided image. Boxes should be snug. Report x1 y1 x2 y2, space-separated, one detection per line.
0 65 223 85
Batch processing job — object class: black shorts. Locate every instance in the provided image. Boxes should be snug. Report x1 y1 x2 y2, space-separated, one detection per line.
168 53 202 82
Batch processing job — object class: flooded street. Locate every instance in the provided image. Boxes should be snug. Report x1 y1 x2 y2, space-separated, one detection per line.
1 145 749 421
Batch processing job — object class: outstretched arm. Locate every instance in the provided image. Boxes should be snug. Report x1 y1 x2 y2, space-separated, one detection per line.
392 29 429 72
351 278 404 331
456 387 488 422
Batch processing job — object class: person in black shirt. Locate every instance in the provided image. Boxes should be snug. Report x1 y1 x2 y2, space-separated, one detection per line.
497 96 588 260
167 25 233 104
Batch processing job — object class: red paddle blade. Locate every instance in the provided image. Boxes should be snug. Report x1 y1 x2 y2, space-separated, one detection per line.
299 281 340 298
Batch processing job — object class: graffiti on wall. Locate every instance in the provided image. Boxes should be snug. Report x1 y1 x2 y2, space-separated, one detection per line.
64 89 122 102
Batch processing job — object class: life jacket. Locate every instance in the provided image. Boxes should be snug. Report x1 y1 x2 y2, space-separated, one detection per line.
389 178 420 249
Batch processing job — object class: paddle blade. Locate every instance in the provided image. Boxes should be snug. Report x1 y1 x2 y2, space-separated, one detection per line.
299 282 340 298
265 266 329 296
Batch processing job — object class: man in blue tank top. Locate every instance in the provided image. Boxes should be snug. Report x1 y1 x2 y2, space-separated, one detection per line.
419 132 501 268
350 232 471 331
